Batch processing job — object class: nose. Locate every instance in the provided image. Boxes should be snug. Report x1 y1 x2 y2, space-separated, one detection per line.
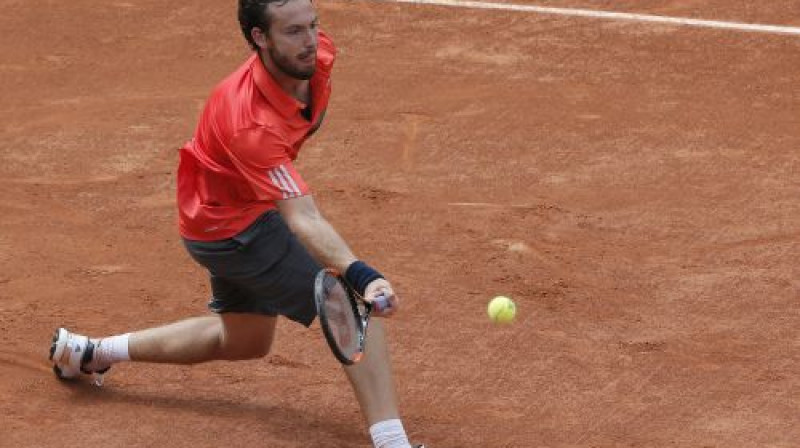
303 28 317 50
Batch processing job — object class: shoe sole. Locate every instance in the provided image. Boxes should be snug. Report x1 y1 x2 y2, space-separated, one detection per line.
49 328 66 361
49 327 76 380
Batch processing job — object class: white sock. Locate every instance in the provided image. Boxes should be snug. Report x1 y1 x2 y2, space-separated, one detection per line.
369 419 411 448
88 333 131 371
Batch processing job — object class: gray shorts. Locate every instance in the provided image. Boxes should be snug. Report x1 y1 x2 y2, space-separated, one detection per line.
182 211 321 327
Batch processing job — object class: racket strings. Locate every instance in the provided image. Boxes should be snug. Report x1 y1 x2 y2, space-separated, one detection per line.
322 276 360 359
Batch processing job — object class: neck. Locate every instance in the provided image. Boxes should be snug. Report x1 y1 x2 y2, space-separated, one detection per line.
259 52 308 100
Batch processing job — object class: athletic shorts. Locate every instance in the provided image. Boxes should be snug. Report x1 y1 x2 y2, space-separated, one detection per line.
182 210 321 327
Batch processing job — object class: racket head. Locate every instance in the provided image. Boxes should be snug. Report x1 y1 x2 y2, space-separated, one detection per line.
314 268 366 365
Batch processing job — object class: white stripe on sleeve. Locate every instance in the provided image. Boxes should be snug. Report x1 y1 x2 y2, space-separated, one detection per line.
279 165 302 196
267 164 302 199
274 167 297 197
267 168 289 199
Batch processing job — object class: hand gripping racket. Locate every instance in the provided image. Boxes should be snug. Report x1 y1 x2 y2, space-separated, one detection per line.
314 268 391 365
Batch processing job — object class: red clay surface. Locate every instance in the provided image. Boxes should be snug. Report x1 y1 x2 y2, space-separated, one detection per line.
2 1 799 447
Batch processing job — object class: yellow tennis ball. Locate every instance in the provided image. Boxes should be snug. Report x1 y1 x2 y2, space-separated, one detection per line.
487 296 516 324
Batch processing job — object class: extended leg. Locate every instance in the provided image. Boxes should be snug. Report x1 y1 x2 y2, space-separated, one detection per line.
51 313 276 379
129 313 277 363
342 318 400 424
342 319 417 448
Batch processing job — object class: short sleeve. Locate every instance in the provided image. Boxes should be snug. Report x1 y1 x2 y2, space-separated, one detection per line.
227 126 310 201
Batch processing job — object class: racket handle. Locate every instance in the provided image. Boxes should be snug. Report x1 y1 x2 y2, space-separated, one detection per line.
372 293 392 312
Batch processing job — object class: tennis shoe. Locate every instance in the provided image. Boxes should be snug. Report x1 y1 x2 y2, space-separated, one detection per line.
49 327 110 386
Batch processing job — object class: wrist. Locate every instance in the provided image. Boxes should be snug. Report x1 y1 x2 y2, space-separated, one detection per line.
344 260 384 296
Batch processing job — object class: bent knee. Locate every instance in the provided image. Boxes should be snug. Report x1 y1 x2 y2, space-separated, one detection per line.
217 313 277 361
219 341 271 361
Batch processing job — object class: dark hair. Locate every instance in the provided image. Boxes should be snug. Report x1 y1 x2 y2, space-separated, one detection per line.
238 0 292 50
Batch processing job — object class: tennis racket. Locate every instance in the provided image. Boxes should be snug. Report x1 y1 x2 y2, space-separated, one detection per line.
314 268 391 365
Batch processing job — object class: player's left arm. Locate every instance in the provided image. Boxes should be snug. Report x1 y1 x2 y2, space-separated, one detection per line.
277 195 398 315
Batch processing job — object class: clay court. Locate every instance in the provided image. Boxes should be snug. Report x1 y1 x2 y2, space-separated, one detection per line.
1 0 798 446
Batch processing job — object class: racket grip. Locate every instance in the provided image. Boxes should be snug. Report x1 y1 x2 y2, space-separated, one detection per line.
372 294 392 312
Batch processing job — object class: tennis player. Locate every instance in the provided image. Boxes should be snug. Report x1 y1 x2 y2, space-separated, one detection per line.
49 1 422 447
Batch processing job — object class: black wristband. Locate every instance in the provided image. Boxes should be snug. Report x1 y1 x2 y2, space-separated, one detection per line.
344 260 384 296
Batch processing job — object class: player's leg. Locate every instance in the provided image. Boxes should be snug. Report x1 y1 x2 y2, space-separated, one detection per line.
208 211 415 446
124 212 288 364
50 312 276 377
51 213 289 378
343 318 399 422
128 312 277 363
342 319 415 448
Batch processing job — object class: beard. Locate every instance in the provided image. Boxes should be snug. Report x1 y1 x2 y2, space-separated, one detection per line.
268 46 316 80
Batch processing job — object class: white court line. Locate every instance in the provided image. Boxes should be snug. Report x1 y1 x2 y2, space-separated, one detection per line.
370 0 800 36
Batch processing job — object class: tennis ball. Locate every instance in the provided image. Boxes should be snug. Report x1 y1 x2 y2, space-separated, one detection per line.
487 295 516 324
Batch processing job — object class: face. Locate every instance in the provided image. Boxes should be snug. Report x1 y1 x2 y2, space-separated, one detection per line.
254 0 319 80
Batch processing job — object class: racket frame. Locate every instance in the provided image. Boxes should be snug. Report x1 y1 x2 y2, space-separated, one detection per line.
314 268 374 365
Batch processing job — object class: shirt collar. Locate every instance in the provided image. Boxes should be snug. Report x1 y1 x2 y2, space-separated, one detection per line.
251 54 307 119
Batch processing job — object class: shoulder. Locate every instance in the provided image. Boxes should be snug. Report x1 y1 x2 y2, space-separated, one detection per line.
232 124 289 150
230 125 293 164
206 55 258 107
201 55 264 128
219 54 259 91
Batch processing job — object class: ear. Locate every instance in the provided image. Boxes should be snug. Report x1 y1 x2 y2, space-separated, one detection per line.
251 27 270 49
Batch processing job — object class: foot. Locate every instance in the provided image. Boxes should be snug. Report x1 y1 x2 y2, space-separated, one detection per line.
49 327 110 385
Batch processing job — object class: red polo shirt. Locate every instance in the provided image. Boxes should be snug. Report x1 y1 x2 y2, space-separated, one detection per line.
178 32 335 241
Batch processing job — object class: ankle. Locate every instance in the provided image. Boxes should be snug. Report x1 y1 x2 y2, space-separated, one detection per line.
369 419 412 448
89 334 131 370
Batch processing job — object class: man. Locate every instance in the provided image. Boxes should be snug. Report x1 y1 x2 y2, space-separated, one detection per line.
48 1 423 447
